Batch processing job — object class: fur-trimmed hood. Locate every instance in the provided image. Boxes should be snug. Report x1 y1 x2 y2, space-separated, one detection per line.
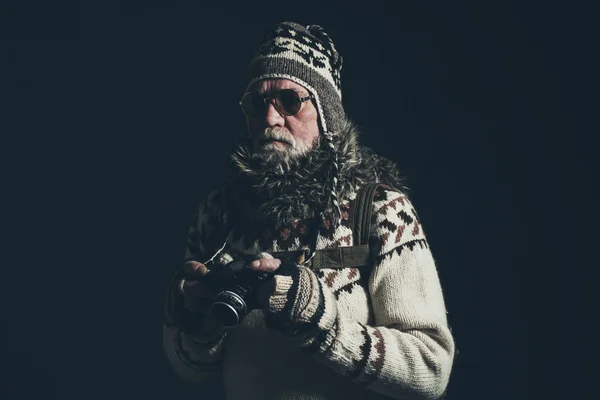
223 118 407 228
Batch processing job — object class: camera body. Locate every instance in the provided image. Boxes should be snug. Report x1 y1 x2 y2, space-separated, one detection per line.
210 259 272 327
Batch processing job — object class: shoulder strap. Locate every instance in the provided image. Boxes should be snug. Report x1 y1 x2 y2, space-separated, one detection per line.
273 183 382 270
353 183 381 246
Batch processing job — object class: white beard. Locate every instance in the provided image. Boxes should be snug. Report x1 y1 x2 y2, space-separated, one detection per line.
251 127 318 168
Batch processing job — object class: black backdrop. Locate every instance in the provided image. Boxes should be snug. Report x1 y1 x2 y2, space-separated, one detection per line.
2 1 596 399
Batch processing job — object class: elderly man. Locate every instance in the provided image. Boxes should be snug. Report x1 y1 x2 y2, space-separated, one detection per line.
163 21 455 400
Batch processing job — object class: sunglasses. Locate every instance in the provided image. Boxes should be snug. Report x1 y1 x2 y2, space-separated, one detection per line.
240 89 314 118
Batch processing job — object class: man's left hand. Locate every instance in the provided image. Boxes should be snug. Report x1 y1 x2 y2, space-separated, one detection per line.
248 258 281 307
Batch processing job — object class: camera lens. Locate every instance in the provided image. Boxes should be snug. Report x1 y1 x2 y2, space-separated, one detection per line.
211 289 248 327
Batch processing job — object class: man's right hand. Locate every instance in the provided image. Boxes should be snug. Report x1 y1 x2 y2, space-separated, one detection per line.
178 261 219 316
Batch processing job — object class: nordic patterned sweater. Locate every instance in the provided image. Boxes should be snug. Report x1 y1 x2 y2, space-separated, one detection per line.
163 121 455 400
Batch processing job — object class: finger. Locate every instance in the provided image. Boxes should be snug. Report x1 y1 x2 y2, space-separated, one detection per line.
249 258 281 273
179 278 219 299
182 261 210 276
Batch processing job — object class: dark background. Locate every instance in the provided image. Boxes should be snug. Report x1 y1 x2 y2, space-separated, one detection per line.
2 1 596 399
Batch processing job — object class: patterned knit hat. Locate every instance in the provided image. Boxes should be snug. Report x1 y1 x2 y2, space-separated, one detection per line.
246 21 345 135
246 22 346 228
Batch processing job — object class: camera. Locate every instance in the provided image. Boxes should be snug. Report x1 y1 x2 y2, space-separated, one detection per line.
210 259 272 327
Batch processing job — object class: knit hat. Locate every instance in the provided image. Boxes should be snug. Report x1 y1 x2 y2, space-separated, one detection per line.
246 21 345 135
245 21 346 240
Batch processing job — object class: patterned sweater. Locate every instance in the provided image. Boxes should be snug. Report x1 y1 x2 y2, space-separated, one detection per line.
163 185 455 400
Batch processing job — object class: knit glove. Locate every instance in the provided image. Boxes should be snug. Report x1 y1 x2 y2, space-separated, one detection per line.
264 259 338 350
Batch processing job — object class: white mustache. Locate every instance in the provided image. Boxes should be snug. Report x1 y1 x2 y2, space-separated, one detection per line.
260 128 296 146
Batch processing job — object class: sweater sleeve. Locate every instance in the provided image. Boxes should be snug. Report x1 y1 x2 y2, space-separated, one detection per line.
162 189 230 384
265 188 455 400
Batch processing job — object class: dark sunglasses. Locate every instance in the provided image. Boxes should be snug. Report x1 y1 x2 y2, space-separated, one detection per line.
240 89 314 118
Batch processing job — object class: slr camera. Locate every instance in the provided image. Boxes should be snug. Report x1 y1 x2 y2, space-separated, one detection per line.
209 259 273 327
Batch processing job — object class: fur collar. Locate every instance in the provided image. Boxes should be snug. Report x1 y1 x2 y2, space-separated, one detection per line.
223 119 407 228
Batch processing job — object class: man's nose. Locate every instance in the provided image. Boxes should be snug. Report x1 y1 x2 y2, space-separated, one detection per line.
265 101 285 127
